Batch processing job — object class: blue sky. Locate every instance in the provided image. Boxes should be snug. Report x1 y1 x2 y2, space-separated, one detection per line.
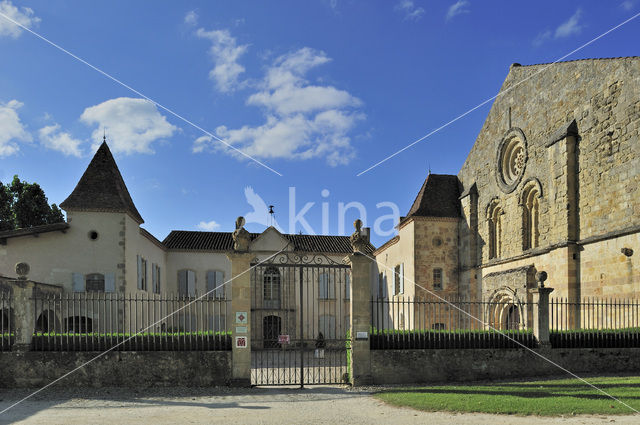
0 0 638 247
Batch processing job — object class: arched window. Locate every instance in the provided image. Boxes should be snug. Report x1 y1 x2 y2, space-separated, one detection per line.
263 267 281 309
318 272 335 299
487 201 503 259
521 182 541 251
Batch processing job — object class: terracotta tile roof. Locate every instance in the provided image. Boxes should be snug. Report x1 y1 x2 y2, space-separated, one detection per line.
0 222 70 241
405 174 461 219
60 142 144 224
162 230 375 254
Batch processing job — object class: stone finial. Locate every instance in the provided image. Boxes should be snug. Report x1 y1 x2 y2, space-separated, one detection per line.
350 219 367 253
535 270 548 288
15 262 30 280
232 216 250 252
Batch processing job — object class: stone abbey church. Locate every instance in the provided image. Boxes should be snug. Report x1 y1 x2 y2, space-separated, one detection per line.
375 57 640 309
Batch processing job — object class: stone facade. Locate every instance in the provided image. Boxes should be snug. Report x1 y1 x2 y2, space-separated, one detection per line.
376 57 640 327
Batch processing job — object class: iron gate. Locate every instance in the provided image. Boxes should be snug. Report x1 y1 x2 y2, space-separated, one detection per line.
251 253 351 386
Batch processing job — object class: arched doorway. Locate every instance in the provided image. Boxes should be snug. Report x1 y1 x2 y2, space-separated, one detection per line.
487 288 524 331
35 310 60 333
505 305 521 330
263 315 281 349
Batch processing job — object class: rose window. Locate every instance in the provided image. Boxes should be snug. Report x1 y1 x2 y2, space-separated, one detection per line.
496 129 527 193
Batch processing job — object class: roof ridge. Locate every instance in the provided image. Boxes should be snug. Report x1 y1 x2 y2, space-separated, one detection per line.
514 56 640 68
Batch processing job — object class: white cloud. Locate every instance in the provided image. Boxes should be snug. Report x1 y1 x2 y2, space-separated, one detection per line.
532 29 552 47
195 47 365 166
38 124 83 157
192 135 212 153
621 1 636 11
446 0 470 21
0 99 31 156
395 1 425 21
80 97 177 155
184 10 198 26
197 220 220 231
555 9 583 38
533 9 584 46
196 28 249 93
0 0 40 39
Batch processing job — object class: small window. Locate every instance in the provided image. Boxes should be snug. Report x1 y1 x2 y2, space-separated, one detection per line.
394 266 400 295
431 323 446 331
137 256 148 291
394 264 404 295
207 270 225 299
433 268 443 290
152 264 161 294
178 269 196 296
318 272 335 299
88 231 99 240
263 267 281 308
85 273 105 292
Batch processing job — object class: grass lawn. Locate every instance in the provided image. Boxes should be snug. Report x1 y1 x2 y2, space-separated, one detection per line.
374 376 640 416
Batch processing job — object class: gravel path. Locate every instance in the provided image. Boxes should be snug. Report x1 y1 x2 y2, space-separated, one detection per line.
0 386 637 424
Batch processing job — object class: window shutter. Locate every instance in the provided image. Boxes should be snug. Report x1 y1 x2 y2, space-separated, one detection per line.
178 270 187 295
137 255 142 289
206 271 215 295
152 264 157 293
72 272 85 292
215 271 224 298
400 263 404 294
187 270 196 296
105 273 116 293
157 266 161 293
319 273 328 299
345 273 350 300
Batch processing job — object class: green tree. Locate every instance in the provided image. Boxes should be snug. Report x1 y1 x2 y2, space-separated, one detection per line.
0 182 13 231
0 175 65 230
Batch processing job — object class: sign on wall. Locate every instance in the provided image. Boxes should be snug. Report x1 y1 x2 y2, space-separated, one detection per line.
235 311 248 324
236 336 248 348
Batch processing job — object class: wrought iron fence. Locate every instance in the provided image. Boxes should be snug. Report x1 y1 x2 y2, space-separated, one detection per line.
1 291 13 351
550 297 640 348
371 296 536 349
31 293 231 351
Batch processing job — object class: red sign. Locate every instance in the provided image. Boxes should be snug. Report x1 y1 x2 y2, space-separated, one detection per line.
236 336 247 348
278 334 290 344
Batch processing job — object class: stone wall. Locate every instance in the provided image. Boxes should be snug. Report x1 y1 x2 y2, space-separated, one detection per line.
456 58 640 299
413 217 460 298
371 347 640 385
0 351 231 388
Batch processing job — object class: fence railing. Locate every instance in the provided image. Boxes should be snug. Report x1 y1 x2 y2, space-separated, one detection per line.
31 293 231 351
1 291 13 351
550 297 640 348
371 296 537 349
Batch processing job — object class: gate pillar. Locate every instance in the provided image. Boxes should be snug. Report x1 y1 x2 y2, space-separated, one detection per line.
346 251 373 386
227 251 253 387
